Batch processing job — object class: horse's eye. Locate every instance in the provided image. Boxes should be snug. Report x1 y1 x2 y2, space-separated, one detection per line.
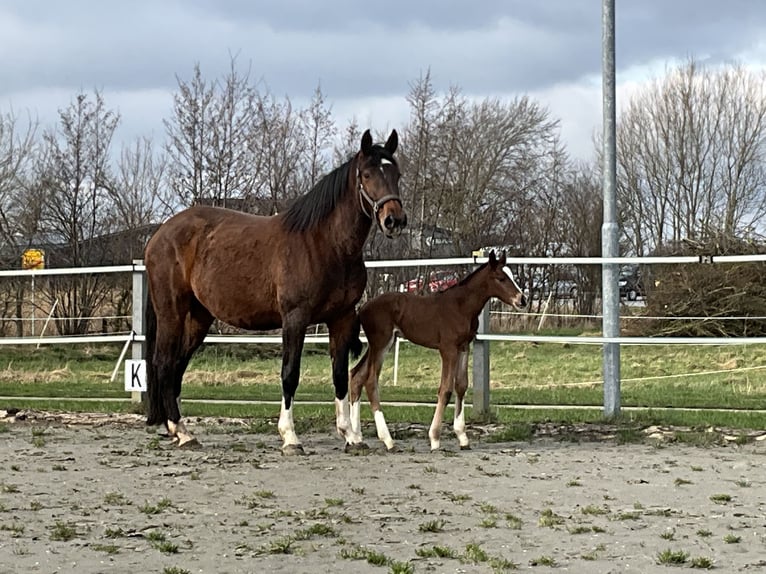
363 171 370 179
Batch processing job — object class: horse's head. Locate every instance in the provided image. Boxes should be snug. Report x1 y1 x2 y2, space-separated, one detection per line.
357 129 407 237
486 250 526 308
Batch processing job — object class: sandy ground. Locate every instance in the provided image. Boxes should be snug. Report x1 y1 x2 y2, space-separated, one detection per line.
1 412 766 574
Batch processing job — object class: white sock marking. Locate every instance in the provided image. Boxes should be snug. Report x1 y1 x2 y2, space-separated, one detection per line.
374 410 394 450
349 400 364 444
278 398 301 447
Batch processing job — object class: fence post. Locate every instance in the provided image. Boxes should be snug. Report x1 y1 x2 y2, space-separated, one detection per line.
131 260 146 403
472 303 490 419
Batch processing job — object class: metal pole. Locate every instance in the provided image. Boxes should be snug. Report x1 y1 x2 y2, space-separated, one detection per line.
602 0 621 417
472 304 490 419
131 260 147 403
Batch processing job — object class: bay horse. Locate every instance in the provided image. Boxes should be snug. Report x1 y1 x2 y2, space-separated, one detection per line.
347 251 525 452
143 129 406 454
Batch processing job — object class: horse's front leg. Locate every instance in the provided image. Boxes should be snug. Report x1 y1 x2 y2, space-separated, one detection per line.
429 348 457 451
328 312 357 445
453 346 471 450
278 312 308 456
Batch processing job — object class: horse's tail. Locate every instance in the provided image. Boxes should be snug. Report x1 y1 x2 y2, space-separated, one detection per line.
144 285 164 426
349 313 363 359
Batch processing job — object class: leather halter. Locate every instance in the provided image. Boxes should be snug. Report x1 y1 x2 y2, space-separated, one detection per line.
357 167 402 220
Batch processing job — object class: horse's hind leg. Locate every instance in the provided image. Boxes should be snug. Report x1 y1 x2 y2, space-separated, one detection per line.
167 301 213 448
429 347 458 451
453 346 471 450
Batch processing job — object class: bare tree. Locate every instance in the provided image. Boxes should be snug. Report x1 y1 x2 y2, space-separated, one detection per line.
617 60 766 254
37 90 120 334
300 84 336 188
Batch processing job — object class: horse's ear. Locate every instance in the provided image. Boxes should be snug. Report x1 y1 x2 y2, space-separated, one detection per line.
385 130 398 155
488 250 497 266
361 130 373 156
499 250 507 266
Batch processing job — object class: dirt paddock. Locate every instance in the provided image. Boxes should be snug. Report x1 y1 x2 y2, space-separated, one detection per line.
1 411 766 574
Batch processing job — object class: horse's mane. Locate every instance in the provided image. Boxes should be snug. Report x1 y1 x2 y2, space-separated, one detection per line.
282 145 397 233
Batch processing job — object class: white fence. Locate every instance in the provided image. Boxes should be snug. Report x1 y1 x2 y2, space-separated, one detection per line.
2 254 766 413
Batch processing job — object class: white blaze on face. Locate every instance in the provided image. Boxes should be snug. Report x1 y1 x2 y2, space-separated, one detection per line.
379 157 392 176
502 265 522 293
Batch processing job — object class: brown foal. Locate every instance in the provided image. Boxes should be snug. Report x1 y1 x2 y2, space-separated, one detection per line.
347 250 526 451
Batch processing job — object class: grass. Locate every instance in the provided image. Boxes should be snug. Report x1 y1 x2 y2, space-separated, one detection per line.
49 520 78 541
3 341 766 431
657 549 689 565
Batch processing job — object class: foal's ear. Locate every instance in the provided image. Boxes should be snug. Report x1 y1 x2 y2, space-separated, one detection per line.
361 130 373 156
488 250 497 266
385 129 398 155
499 250 507 266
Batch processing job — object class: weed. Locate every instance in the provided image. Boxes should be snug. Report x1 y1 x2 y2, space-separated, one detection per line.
52 464 66 471
163 569 191 574
339 545 390 566
29 501 43 511
50 521 78 541
295 523 337 540
103 492 131 506
139 498 173 514
696 529 713 538
479 502 498 514
1 483 19 494
441 491 471 504
566 479 582 487
145 531 166 543
723 533 741 544
690 465 703 472
485 424 534 443
480 517 497 528
674 477 693 486
656 549 688 565
264 536 293 554
389 561 414 574
690 556 714 569
229 442 249 452
416 545 457 558
735 479 751 488
463 543 489 563
660 528 676 540
710 493 732 504
325 497 344 507
505 513 523 530
418 519 446 533
254 490 275 499
489 555 518 571
154 541 179 554
581 504 609 516
351 487 365 495
568 525 592 535
538 508 565 528
614 511 641 520
105 527 125 538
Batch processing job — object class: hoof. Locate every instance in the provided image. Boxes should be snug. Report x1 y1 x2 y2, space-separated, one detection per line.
459 444 472 451
177 438 201 449
344 442 370 454
282 444 306 456
386 444 400 454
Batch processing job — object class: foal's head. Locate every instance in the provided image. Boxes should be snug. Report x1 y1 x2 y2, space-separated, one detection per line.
356 130 407 237
485 250 526 308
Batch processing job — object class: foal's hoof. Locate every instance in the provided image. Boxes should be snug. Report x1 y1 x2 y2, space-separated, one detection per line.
177 438 201 449
281 444 306 456
459 444 472 451
386 444 400 454
344 442 370 454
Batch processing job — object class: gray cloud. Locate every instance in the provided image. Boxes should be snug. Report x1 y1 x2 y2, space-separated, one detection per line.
1 0 764 158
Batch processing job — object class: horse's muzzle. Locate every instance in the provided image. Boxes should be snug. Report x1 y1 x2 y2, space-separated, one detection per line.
382 213 407 237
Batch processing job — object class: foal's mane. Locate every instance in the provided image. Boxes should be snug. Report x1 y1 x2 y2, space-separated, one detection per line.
282 145 397 233
454 260 489 288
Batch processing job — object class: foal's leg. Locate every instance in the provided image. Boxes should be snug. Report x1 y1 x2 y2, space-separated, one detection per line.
347 351 370 449
278 311 308 455
361 349 396 451
428 348 457 451
328 312 357 443
453 346 471 450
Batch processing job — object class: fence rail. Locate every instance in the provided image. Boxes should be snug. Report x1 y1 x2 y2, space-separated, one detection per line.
2 254 766 414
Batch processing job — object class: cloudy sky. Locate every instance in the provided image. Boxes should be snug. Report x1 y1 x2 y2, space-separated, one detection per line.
2 0 765 160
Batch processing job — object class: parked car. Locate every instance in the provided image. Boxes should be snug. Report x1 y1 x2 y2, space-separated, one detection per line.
398 270 460 293
619 266 644 301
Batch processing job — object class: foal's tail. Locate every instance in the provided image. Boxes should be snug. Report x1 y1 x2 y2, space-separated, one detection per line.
144 286 164 426
349 314 363 359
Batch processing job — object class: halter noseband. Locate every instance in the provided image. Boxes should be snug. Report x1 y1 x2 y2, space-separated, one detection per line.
357 160 402 220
